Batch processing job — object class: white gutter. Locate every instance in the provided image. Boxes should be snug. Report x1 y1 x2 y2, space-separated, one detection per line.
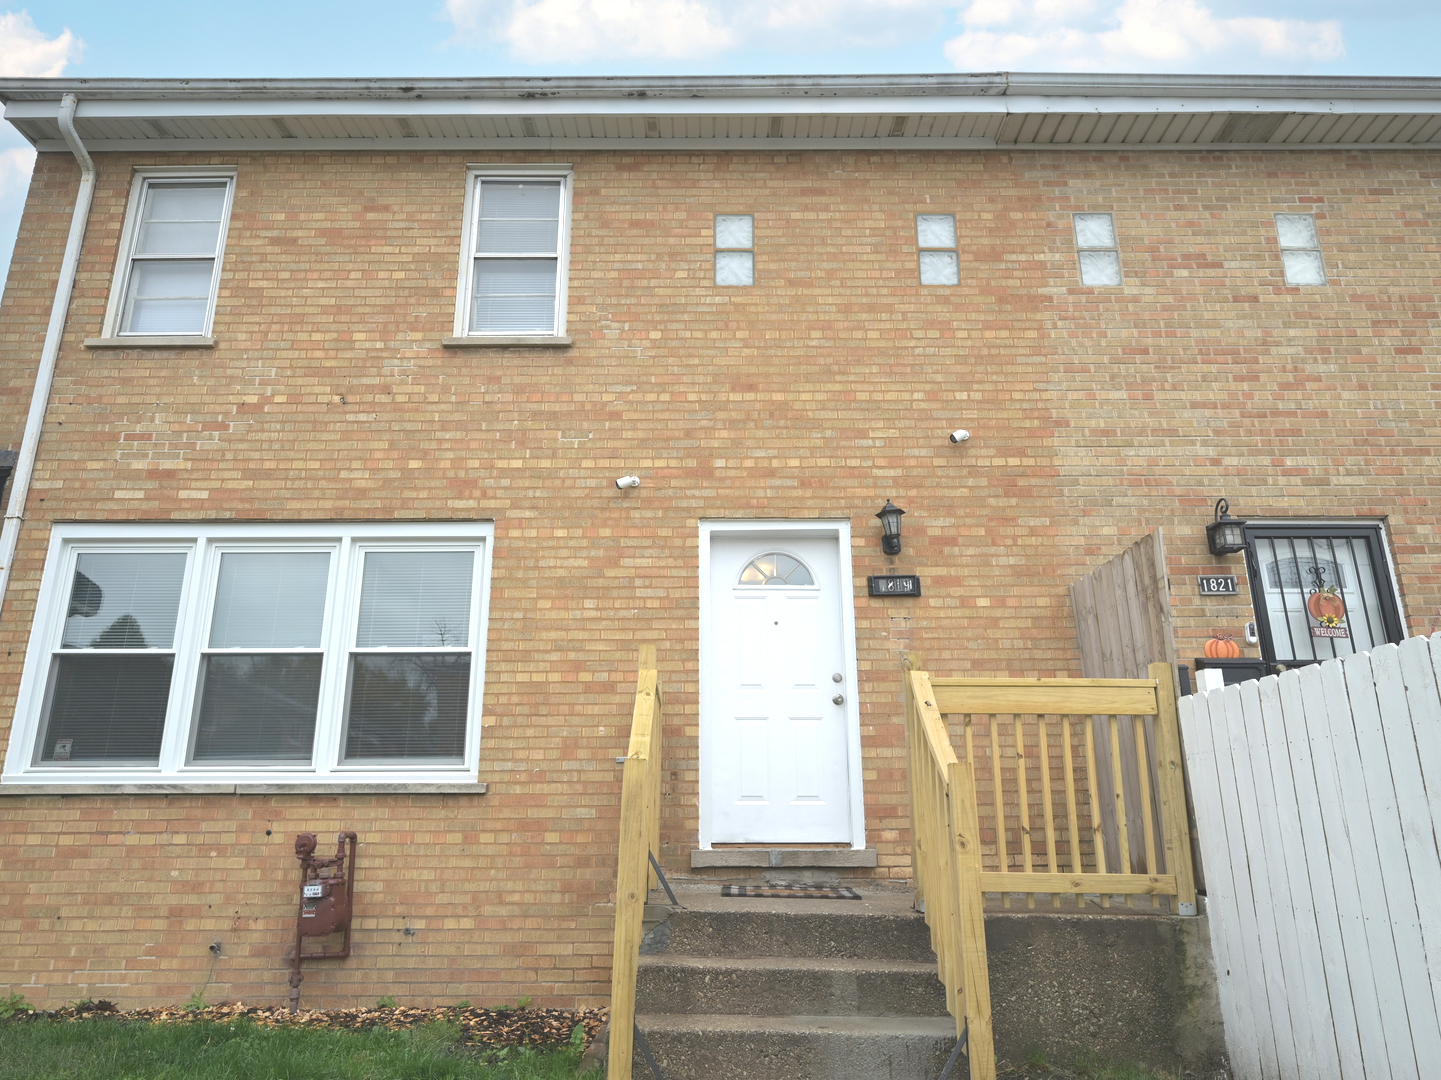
0 93 93 620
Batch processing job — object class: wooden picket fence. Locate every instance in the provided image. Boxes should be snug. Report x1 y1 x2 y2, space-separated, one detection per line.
607 646 663 1080
1181 634 1441 1080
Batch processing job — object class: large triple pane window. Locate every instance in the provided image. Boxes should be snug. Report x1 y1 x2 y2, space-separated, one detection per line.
461 174 570 336
9 525 492 784
112 175 234 337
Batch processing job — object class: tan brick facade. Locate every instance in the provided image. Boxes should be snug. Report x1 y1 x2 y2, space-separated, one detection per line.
0 143 1437 1009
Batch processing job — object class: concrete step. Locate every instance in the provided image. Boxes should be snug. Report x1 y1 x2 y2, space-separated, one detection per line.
642 902 936 962
636 954 949 1017
632 1013 958 1080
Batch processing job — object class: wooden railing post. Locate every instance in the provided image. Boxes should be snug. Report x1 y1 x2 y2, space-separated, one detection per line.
608 646 660 1080
1149 660 1198 915
949 758 996 1080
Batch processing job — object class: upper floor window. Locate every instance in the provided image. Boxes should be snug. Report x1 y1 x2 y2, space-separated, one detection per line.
715 215 754 286
2 522 494 787
917 214 958 285
456 169 572 337
1274 213 1326 286
1073 213 1122 286
103 170 236 338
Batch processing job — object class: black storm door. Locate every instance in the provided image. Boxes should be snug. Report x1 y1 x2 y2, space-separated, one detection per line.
1243 524 1404 670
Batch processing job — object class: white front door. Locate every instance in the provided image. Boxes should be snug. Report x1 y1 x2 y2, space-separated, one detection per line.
704 532 857 845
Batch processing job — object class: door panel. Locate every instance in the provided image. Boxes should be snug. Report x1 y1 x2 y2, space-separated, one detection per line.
706 535 853 844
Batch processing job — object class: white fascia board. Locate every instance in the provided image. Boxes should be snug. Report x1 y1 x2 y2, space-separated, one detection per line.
10 93 1441 124
25 136 1004 153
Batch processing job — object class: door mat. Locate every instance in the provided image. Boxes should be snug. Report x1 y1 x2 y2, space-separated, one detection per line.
721 883 861 900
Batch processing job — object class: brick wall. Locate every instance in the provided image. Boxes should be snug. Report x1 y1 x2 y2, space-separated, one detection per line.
0 145 1436 1009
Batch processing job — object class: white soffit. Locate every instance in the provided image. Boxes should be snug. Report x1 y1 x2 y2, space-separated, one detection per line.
3 74 1441 151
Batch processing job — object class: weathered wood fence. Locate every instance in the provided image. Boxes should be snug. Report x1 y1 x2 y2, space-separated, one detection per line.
1180 634 1441 1080
1070 531 1189 882
607 646 663 1080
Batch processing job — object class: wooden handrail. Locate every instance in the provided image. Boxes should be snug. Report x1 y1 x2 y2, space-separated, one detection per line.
607 646 663 1080
906 662 997 1080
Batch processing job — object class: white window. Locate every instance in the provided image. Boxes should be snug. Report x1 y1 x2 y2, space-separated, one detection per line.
715 215 754 286
3 523 493 786
103 169 236 338
1073 213 1122 286
1274 213 1327 286
917 214 959 285
456 168 572 337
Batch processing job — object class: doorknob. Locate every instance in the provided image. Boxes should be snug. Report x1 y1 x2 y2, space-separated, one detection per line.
832 694 845 706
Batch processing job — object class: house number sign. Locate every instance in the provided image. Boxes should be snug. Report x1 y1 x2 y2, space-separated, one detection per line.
1197 575 1238 595
869 575 922 597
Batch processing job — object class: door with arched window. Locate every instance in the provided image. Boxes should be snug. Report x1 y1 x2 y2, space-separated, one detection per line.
701 528 860 846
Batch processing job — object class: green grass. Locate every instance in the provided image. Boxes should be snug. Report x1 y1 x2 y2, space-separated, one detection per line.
0 1017 602 1080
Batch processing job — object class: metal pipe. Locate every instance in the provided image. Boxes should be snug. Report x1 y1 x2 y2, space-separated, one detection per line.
0 92 94 621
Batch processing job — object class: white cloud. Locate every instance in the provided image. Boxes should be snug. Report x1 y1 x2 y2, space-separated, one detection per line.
445 0 957 62
0 10 81 77
946 0 1343 71
0 145 34 198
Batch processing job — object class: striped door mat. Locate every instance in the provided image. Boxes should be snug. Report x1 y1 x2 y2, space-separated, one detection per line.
721 883 861 900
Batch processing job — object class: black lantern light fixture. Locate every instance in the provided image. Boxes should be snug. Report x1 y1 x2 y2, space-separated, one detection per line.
876 500 906 556
1206 498 1246 556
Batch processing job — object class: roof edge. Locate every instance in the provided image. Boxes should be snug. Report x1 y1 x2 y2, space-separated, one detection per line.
3 72 1441 104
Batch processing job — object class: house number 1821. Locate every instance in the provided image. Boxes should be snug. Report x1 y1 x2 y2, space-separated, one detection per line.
1197 575 1238 595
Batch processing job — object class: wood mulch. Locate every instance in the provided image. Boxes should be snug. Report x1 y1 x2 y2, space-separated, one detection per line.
20 999 607 1049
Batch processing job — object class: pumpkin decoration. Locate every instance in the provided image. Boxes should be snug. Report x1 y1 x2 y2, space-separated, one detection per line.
1205 633 1241 659
1306 588 1346 626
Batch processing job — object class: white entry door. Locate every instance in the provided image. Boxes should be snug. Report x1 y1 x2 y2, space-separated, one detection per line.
704 532 857 845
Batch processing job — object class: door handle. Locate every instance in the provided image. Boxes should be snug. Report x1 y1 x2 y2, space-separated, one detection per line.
832 694 845 706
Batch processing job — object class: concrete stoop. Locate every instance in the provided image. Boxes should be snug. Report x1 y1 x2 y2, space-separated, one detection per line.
632 883 959 1080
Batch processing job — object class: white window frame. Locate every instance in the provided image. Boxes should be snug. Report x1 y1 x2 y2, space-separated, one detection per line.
3 522 494 787
453 165 574 339
100 167 237 340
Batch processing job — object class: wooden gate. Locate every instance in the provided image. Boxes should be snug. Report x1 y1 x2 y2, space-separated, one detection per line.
907 660 1196 912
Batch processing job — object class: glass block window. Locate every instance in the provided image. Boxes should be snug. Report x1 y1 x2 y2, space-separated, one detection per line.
917 214 959 286
715 214 754 286
113 176 234 336
737 553 815 587
11 524 492 784
1275 213 1327 286
1073 213 1122 286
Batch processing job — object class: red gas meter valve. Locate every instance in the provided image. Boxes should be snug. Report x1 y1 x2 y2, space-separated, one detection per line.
287 830 358 1013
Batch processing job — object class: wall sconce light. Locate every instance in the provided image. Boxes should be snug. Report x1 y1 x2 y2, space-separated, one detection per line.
1206 498 1246 556
876 500 906 556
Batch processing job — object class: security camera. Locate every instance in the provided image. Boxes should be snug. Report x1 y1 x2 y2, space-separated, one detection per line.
615 475 641 489
949 430 970 444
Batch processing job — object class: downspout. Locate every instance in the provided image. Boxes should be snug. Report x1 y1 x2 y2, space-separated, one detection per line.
0 93 94 620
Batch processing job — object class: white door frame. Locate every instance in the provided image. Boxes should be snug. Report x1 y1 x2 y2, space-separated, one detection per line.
698 519 865 850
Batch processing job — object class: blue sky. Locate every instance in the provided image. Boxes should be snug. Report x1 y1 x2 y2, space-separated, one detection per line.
0 0 1437 291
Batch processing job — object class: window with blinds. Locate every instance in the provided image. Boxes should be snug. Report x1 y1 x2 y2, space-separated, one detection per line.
110 173 235 337
462 175 570 336
10 525 492 784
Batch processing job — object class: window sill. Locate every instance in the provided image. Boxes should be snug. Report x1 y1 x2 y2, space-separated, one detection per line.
441 335 572 348
85 336 215 349
0 781 487 795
